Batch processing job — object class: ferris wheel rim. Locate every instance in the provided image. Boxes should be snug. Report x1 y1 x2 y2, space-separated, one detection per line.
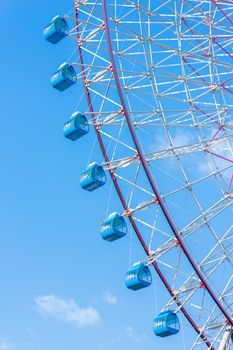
71 1 232 348
66 1 233 348
102 0 233 328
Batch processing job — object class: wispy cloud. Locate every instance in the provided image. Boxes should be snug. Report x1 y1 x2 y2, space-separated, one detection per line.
172 129 194 147
0 339 13 350
153 128 233 185
117 326 148 343
34 295 101 327
103 292 117 305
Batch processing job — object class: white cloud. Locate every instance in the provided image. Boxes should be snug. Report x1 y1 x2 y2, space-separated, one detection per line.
103 292 117 305
117 326 148 343
172 129 194 147
153 128 233 186
150 129 194 152
196 138 233 182
0 339 12 350
34 295 101 327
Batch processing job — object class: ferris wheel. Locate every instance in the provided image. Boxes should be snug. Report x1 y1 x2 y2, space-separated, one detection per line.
43 1 233 349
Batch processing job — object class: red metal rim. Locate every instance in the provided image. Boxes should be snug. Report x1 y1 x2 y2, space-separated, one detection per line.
102 0 233 329
72 1 224 348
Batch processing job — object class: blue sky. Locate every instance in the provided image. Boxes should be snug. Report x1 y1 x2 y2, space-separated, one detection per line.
0 1 196 349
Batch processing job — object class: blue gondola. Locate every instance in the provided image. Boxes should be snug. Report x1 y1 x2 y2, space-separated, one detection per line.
51 62 77 91
80 162 107 191
125 262 152 291
153 310 180 337
63 112 89 141
43 15 69 44
100 212 127 241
